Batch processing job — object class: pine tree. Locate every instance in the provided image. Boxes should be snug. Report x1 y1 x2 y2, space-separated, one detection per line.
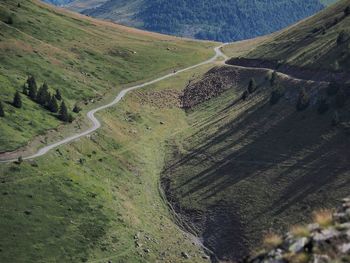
55 89 62 101
248 78 257 94
13 91 22 108
27 76 37 100
36 82 50 106
58 101 69 122
48 95 59 113
0 101 5 117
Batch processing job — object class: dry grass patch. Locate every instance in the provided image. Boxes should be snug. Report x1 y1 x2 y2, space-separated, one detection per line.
290 225 310 238
263 232 283 249
313 209 333 228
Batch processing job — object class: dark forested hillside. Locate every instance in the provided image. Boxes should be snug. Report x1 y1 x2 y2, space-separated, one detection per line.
79 0 337 42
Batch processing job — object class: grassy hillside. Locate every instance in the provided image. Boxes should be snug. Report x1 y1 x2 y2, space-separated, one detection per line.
0 62 217 263
242 0 350 72
0 0 213 152
81 0 336 42
161 0 350 261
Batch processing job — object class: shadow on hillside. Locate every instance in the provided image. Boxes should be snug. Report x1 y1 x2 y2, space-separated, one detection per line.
163 90 350 261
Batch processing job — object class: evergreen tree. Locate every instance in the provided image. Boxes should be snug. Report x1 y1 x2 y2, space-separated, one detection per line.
27 76 37 100
58 101 69 122
13 91 22 108
55 89 62 101
36 82 50 106
0 101 5 117
73 104 81 113
48 95 59 113
248 78 257 94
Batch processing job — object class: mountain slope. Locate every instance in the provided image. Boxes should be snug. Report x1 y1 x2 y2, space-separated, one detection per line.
161 0 350 261
234 0 350 72
0 0 213 152
80 0 338 42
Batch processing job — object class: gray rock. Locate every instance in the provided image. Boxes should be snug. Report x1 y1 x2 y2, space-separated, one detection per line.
338 222 350 230
308 223 320 232
181 252 190 259
313 254 330 263
338 243 350 253
313 228 340 241
289 237 309 253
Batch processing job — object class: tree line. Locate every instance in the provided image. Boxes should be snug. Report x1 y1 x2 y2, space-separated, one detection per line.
0 76 81 122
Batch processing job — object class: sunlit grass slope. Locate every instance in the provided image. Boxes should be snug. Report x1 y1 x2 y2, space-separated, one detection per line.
0 0 213 152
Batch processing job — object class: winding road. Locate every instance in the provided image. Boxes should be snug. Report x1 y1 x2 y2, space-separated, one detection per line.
0 44 228 163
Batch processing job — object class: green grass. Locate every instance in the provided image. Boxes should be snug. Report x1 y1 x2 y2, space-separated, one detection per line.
0 63 214 263
0 0 214 152
245 0 350 71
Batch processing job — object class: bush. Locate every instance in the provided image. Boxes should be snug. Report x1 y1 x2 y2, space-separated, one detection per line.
317 98 329 114
337 31 349 46
13 91 22 108
270 71 278 87
73 104 81 113
248 78 257 93
0 101 5 117
6 16 13 25
296 88 310 111
241 90 249 101
270 84 285 105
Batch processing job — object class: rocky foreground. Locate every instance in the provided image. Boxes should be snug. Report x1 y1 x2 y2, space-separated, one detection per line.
245 197 350 263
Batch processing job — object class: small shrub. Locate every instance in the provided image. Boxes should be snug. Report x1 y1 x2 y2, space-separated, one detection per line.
248 78 257 94
317 98 329 114
270 71 278 87
241 90 249 101
13 91 22 108
296 88 310 111
263 233 283 249
313 209 333 228
73 104 81 113
6 16 13 25
290 225 310 238
337 31 349 46
0 101 5 117
17 156 23 165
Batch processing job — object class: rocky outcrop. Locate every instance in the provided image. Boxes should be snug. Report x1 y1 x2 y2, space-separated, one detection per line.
245 197 350 263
